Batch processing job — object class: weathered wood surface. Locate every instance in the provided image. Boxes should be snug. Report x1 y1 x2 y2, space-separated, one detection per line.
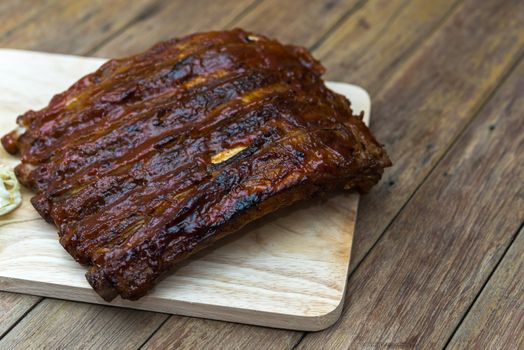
343 0 524 276
297 35 524 350
93 0 257 57
0 292 40 338
0 0 523 348
0 299 168 350
142 316 303 350
0 1 54 39
447 226 524 349
315 0 461 92
0 0 160 54
234 0 361 48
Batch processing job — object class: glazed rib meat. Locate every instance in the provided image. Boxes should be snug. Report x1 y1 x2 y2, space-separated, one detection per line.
2 29 391 301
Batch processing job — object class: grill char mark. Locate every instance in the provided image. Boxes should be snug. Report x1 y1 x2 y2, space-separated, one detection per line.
24 70 277 191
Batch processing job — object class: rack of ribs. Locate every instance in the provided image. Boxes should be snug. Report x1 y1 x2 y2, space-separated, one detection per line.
1 29 391 301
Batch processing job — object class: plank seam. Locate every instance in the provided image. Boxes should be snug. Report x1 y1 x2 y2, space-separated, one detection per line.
291 332 308 350
348 0 412 56
224 0 264 28
137 315 171 350
309 0 369 52
84 0 167 56
0 297 43 341
443 219 524 349
374 0 464 88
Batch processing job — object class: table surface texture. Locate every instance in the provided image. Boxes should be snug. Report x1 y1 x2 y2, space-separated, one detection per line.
0 0 522 349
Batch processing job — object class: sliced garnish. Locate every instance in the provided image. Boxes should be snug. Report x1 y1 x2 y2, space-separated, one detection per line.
0 165 22 216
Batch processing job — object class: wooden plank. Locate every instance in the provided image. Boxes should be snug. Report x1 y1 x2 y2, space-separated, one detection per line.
0 299 168 350
0 1 55 39
0 292 40 337
447 225 524 349
142 316 303 350
0 0 160 54
93 0 258 57
343 0 524 275
295 32 524 350
314 0 460 93
233 0 361 47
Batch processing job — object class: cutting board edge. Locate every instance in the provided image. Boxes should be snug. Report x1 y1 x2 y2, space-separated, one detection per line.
0 274 347 331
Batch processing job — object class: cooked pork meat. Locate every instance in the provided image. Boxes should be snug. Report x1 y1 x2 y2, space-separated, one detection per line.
1 29 391 301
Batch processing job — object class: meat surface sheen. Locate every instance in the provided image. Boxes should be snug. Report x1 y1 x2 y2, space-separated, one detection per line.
2 29 391 301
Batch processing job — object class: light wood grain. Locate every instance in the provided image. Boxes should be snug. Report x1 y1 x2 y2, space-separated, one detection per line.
447 225 524 350
0 299 168 350
93 0 257 57
0 50 373 331
296 37 524 350
143 316 303 350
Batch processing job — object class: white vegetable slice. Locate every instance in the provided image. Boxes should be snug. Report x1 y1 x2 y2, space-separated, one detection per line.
0 165 22 216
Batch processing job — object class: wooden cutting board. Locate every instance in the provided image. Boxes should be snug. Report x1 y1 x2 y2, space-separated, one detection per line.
0 49 370 331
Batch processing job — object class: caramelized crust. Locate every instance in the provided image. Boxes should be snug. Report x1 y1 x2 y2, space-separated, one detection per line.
1 29 391 301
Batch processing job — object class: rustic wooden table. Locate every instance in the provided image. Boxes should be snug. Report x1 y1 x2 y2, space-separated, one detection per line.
0 0 523 349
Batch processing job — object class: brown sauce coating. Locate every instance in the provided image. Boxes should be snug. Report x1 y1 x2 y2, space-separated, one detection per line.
1 29 391 301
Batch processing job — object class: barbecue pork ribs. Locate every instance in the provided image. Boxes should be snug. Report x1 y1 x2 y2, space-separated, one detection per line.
2 29 391 301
